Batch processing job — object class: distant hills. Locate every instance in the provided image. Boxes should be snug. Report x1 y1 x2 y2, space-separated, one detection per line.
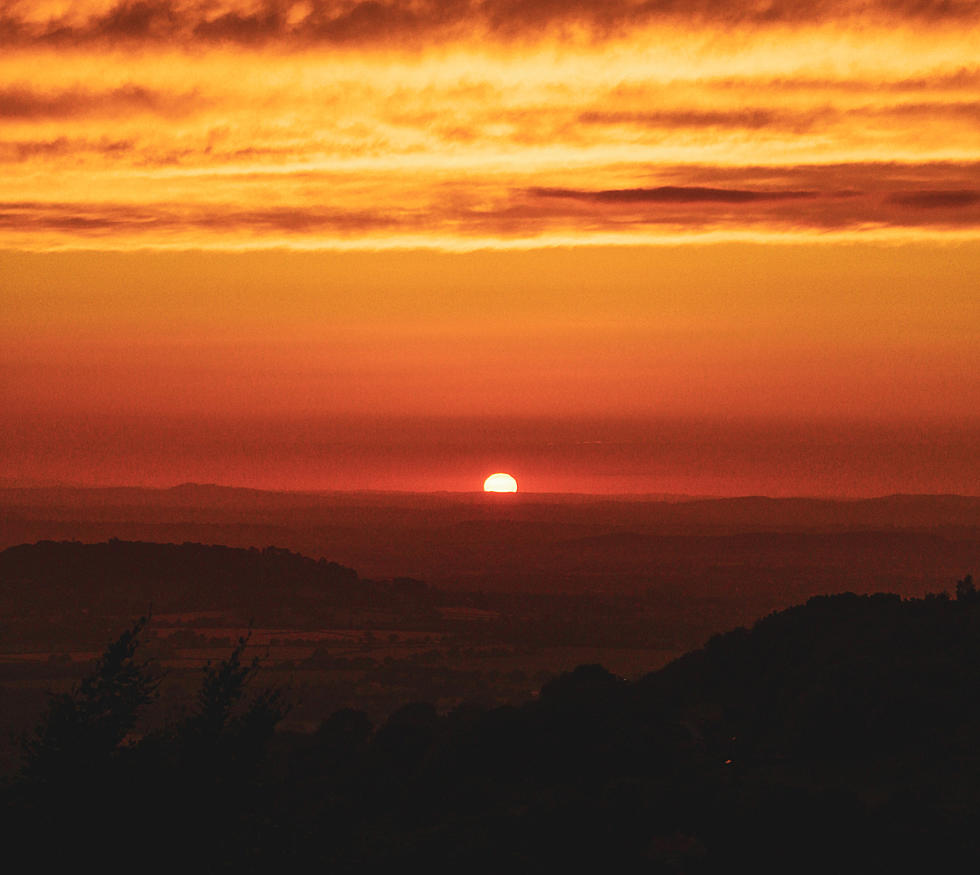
1 487 976 601
0 540 431 621
2 482 979 524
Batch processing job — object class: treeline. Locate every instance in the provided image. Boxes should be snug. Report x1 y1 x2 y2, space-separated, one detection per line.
4 578 980 871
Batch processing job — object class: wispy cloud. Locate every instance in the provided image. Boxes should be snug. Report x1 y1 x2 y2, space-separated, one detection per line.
0 136 134 162
0 1 977 248
3 1 979 48
889 189 980 208
0 84 205 119
530 186 819 204
3 166 980 249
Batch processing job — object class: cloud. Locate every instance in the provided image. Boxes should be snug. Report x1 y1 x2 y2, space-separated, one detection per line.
579 109 800 130
530 186 819 204
3 162 980 247
192 8 283 43
94 0 180 39
3 0 978 48
0 85 203 119
704 68 980 94
0 200 398 236
648 162 980 195
889 190 980 208
577 100 980 136
0 137 134 162
506 169 980 233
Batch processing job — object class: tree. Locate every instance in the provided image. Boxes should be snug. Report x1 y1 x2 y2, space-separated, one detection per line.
14 617 290 870
22 616 160 784
174 632 290 780
956 574 977 603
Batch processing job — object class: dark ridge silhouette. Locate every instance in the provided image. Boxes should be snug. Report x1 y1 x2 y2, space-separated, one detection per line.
640 581 980 757
5 577 980 871
0 539 433 621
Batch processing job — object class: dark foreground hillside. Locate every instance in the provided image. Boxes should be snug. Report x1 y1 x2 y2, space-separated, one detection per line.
4 578 979 872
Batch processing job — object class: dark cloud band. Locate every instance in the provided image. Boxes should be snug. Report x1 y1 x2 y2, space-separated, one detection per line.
2 0 978 48
0 85 204 119
889 190 980 208
530 186 818 203
3 174 980 243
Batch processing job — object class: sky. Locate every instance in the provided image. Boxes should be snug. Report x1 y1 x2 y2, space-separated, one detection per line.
1 1 978 494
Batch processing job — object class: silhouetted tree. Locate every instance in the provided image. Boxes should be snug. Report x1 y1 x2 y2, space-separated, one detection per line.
173 632 289 781
956 574 977 603
21 616 160 784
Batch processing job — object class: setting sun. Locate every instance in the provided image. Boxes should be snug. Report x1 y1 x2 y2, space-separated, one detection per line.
484 473 518 493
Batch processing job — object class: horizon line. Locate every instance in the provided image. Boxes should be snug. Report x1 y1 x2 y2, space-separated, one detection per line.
1 481 977 502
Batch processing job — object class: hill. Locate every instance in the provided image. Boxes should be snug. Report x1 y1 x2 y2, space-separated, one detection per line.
6 580 980 871
0 539 432 623
272 582 980 871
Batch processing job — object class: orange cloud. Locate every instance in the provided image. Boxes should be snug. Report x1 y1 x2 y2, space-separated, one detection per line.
889 189 980 208
3 1 980 48
529 186 819 204
0 1 976 249
0 83 206 119
4 161 980 250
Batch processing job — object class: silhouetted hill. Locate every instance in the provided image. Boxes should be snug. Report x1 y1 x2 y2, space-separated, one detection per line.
640 586 980 757
8 582 980 872
0 540 432 622
296 584 980 871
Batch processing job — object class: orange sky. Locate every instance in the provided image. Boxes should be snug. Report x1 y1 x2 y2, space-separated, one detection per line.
1 1 978 492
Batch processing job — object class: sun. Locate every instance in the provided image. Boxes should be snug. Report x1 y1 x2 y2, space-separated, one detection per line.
483 472 518 493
